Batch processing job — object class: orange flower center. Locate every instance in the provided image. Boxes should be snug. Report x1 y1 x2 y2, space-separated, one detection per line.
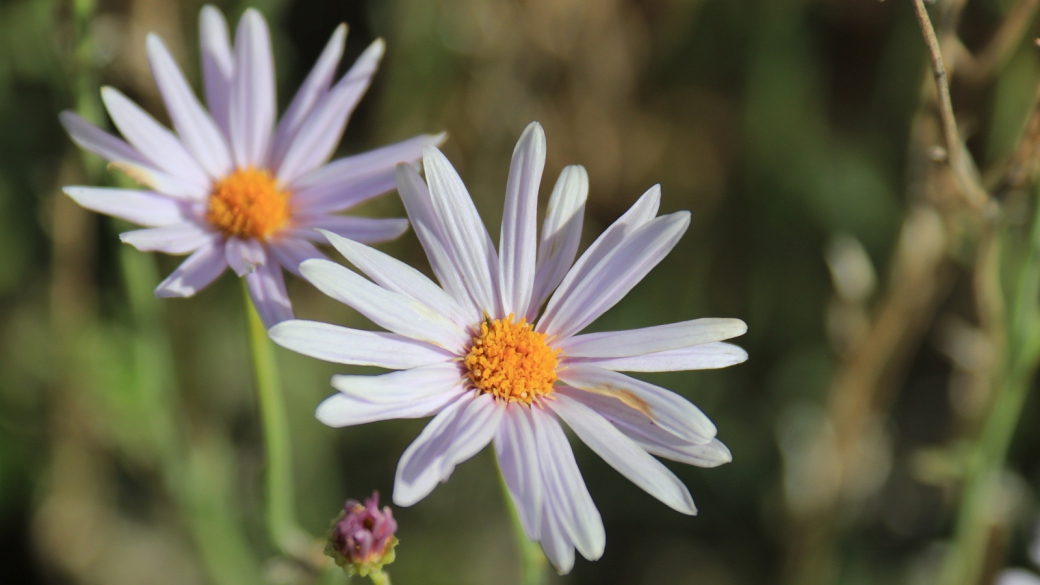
207 168 290 239
464 315 560 405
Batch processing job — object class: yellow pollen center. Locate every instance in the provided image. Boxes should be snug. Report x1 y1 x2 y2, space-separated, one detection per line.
464 314 560 405
207 168 290 239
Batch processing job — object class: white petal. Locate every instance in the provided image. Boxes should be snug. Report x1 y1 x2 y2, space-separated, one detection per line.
558 364 716 443
560 318 747 358
269 319 454 369
289 215 408 244
290 133 446 192
267 238 325 276
332 363 464 403
229 9 276 168
59 111 150 165
225 236 266 275
319 229 469 327
146 34 232 178
289 171 398 215
245 261 293 328
423 145 499 315
998 570 1040 585
100 87 210 189
316 388 463 428
539 503 575 575
539 210 690 339
268 24 347 170
438 393 504 481
63 186 187 227
495 405 543 539
154 241 228 298
528 165 587 320
394 397 469 506
299 258 469 352
107 160 209 200
275 39 385 184
499 122 545 317
549 393 697 515
575 342 748 372
120 223 216 254
199 5 234 136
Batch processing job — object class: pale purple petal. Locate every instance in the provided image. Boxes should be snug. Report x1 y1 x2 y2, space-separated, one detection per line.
299 258 469 352
331 363 463 403
229 9 275 168
393 397 468 506
539 504 575 575
100 87 210 189
63 186 187 227
549 393 697 515
499 122 545 317
268 24 347 170
437 393 504 481
275 39 385 184
59 111 150 165
495 405 543 539
574 342 748 372
558 364 716 443
288 215 408 244
107 160 209 200
539 211 690 339
120 223 216 254
146 34 232 179
560 318 747 358
997 570 1040 585
289 171 398 215
318 230 469 327
245 260 293 328
316 388 464 428
154 241 228 298
423 146 499 315
199 5 233 136
225 236 267 275
396 164 480 322
267 238 325 276
269 320 454 369
290 133 445 192
528 165 587 320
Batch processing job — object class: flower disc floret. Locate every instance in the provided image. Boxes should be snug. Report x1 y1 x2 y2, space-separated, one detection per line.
464 314 560 405
207 168 290 239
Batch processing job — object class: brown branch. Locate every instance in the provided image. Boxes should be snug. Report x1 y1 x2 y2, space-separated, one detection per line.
958 0 1040 83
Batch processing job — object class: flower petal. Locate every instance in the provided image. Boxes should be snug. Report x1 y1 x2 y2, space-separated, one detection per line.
225 236 267 275
495 405 543 539
438 393 504 481
560 318 747 358
499 122 545 317
549 393 697 515
539 210 690 339
316 387 463 428
289 215 408 244
268 24 347 170
154 240 228 298
997 570 1040 585
299 258 469 352
107 160 209 200
575 342 748 372
63 186 187 227
269 320 454 369
229 8 276 168
539 504 575 575
331 363 463 404
290 133 445 192
245 261 293 328
267 238 325 276
557 364 716 444
289 171 398 215
120 223 217 254
59 111 150 165
528 165 587 320
199 5 234 136
275 39 385 184
393 396 468 506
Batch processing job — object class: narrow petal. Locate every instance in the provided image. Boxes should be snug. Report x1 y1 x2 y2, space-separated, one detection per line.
289 170 398 215
275 39 385 184
107 160 209 200
154 241 228 298
267 238 325 276
393 397 468 506
528 165 587 320
549 394 697 515
225 236 266 275
299 258 469 351
290 133 446 192
100 87 210 189
499 122 545 316
558 364 716 443
539 211 690 339
269 320 454 369
332 363 463 403
59 111 150 165
268 24 347 170
120 223 216 254
63 186 187 227
199 5 234 136
396 163 480 321
316 387 463 428
574 342 748 372
229 9 276 168
438 393 504 481
319 230 469 327
245 261 293 328
495 406 543 539
560 318 748 358
289 215 408 244
997 570 1040 585
539 504 575 575
423 146 499 315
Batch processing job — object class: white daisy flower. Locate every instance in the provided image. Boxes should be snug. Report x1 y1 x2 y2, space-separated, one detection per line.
61 5 443 326
269 122 748 573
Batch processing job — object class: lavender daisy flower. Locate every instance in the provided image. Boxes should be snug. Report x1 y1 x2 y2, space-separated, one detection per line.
269 122 747 573
61 5 443 326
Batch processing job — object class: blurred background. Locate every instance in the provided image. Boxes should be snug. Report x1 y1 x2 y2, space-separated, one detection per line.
2 0 1040 583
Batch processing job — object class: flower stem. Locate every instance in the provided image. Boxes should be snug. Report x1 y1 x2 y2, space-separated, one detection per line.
369 569 392 585
498 466 548 585
243 281 309 557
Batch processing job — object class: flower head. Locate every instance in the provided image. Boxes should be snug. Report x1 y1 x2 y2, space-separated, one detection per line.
61 5 444 326
326 492 399 577
270 122 748 573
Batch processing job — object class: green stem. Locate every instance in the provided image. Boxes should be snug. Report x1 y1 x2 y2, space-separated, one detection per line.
498 465 548 585
369 569 392 585
243 281 308 556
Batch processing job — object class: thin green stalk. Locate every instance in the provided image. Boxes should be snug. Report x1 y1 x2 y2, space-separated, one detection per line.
498 465 548 585
243 282 310 556
368 569 392 585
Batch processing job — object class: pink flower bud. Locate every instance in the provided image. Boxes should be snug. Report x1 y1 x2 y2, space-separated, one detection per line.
325 491 398 577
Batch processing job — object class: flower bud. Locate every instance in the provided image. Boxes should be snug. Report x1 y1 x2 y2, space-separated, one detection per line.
325 491 399 577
